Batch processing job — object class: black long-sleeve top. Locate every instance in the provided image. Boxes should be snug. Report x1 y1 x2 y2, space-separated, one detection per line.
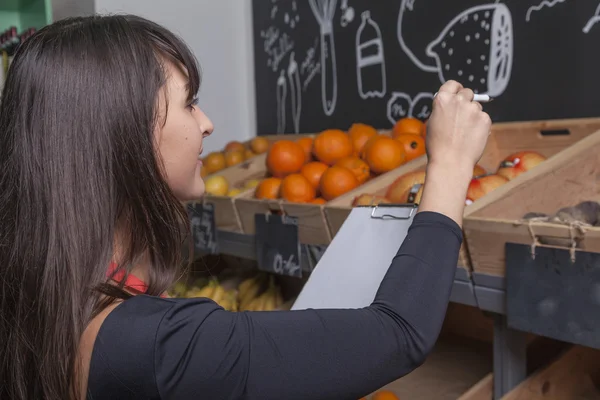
87 211 463 400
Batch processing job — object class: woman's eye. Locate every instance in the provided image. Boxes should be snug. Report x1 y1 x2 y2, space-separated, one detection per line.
187 98 199 111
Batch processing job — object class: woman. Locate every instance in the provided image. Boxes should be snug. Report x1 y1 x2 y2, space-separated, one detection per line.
0 14 491 400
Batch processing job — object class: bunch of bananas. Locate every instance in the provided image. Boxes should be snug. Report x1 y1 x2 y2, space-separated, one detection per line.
237 274 284 312
188 279 239 311
168 273 288 312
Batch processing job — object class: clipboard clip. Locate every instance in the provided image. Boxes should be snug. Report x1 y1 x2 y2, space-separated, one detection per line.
370 203 418 220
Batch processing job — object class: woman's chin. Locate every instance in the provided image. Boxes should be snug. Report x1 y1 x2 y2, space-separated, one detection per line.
177 179 205 202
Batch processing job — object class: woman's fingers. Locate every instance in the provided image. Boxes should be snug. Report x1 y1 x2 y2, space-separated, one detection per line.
437 80 463 94
456 88 475 103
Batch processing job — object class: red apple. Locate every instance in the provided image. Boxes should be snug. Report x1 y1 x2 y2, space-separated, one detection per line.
466 174 509 203
497 151 546 181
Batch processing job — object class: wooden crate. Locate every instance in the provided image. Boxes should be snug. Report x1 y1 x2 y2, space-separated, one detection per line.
201 134 311 233
234 131 393 245
463 127 600 278
500 345 600 400
325 118 600 274
368 334 493 400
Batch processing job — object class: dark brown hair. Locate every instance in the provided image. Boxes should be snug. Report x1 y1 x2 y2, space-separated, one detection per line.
0 14 200 399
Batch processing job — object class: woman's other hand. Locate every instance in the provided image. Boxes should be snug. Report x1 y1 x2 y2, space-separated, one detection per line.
418 80 492 226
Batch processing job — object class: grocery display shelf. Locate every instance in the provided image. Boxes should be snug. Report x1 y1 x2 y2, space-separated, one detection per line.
211 229 525 399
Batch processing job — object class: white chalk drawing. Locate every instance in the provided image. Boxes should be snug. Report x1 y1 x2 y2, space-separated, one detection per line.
276 70 287 133
583 3 600 33
261 26 295 72
386 92 434 126
309 0 339 116
287 52 302 133
301 38 321 91
356 11 387 99
525 0 566 22
397 0 513 97
340 0 355 27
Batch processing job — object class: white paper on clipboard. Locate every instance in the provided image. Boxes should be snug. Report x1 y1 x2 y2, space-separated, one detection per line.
292 204 418 311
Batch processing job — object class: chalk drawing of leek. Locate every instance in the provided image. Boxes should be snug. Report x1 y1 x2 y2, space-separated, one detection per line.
309 0 338 116
287 51 302 133
276 69 287 133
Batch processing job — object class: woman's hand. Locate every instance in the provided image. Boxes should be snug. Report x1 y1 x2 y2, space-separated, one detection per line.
426 80 492 170
417 80 492 226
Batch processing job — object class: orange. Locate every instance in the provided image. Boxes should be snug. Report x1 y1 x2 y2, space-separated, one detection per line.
280 174 316 203
255 177 282 200
335 156 370 184
319 165 359 201
311 197 326 205
360 134 385 160
392 117 424 137
200 165 209 179
224 141 246 153
372 390 400 400
395 134 426 162
250 136 270 154
203 152 226 173
225 150 245 167
363 136 406 174
348 123 377 156
266 140 306 178
300 161 329 190
313 129 353 166
296 137 314 162
245 149 256 160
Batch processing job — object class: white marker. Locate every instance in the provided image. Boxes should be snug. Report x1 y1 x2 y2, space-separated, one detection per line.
433 92 493 102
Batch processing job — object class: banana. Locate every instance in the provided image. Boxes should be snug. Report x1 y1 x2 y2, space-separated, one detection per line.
195 280 217 299
262 290 277 312
211 284 226 305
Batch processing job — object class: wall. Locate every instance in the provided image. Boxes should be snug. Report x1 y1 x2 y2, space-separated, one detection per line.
94 0 257 153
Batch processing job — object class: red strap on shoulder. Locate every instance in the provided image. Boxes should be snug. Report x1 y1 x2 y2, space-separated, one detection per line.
107 262 167 298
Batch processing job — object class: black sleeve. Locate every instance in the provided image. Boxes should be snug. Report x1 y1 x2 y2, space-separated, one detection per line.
154 211 463 400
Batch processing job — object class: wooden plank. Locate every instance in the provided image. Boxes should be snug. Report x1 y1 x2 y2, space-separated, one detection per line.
501 346 600 400
457 374 493 400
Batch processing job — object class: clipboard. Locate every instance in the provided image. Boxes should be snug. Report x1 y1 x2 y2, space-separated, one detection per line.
292 204 418 310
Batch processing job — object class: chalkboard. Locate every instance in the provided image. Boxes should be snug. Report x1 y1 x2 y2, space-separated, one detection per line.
252 0 600 135
255 213 303 278
188 202 219 255
506 243 600 350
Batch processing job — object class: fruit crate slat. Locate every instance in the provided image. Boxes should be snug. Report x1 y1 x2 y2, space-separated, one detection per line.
325 117 600 276
464 125 600 278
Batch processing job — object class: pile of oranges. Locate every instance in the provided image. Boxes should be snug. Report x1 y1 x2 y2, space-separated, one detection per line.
254 118 427 204
201 136 271 178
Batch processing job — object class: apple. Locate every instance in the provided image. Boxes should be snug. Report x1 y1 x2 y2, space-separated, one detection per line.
466 174 508 203
473 164 487 178
352 194 391 207
385 171 427 203
497 151 546 181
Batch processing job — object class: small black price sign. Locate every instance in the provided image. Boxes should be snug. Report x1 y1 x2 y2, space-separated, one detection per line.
188 202 219 255
255 213 302 278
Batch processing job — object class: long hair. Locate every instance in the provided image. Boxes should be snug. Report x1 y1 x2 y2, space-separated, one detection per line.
0 15 200 399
